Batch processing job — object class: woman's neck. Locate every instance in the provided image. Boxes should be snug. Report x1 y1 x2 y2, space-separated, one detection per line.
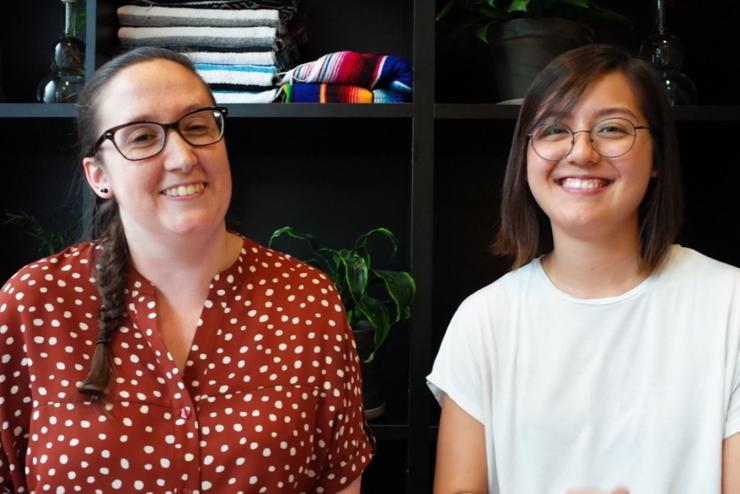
125 224 242 291
542 229 649 299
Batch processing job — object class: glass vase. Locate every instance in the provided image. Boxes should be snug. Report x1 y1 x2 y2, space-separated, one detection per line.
37 0 86 103
639 0 696 105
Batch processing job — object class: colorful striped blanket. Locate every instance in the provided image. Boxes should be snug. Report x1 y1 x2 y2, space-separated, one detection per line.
279 51 412 102
282 83 406 104
281 51 411 89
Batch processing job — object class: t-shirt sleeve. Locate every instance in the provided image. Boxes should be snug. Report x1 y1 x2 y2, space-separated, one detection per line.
725 281 740 439
0 273 33 492
312 294 373 493
427 294 489 425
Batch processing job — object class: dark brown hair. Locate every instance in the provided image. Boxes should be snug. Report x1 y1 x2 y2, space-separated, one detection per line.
494 44 683 270
76 47 212 399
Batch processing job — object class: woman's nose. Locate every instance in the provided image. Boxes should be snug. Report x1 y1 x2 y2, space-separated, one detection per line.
162 129 197 172
565 130 600 165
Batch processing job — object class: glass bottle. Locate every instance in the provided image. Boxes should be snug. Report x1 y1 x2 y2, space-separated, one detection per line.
37 0 86 103
639 0 697 105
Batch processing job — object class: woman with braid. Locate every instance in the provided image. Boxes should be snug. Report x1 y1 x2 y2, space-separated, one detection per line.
0 47 372 493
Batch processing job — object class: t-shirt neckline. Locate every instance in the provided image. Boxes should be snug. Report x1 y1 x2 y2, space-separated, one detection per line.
532 253 666 305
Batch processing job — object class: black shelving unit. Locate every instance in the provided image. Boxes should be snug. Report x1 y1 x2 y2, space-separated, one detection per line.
2 1 740 492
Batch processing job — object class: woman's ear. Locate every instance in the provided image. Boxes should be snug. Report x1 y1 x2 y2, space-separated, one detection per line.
83 157 113 199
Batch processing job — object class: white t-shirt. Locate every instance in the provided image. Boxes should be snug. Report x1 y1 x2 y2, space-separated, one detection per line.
427 245 740 494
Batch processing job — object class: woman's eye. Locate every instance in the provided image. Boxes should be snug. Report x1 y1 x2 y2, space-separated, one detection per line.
125 129 160 147
594 119 632 136
538 124 569 139
184 123 210 134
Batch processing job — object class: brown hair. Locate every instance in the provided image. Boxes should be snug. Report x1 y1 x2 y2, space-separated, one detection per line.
75 47 212 399
494 44 683 270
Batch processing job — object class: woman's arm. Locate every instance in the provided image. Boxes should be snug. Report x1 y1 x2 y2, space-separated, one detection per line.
334 475 362 494
434 395 488 494
724 433 740 494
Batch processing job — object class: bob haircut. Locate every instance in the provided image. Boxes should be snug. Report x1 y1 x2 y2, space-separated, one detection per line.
494 44 683 271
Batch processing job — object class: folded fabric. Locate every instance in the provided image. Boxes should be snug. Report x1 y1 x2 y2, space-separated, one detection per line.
212 88 277 103
183 50 275 65
118 26 276 49
117 5 280 28
196 63 276 89
372 89 407 103
132 0 300 22
281 51 413 91
282 83 373 104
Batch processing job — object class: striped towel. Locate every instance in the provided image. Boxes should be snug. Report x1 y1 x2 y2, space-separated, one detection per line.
132 0 301 24
117 5 280 28
212 89 277 103
183 50 276 66
118 26 276 50
195 63 276 90
281 51 413 92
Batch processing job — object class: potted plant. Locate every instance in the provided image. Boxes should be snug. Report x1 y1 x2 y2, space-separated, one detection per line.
268 226 416 419
437 0 631 101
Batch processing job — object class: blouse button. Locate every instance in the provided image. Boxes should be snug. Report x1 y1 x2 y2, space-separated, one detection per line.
180 407 191 419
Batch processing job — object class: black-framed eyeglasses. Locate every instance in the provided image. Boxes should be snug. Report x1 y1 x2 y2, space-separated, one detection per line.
527 117 652 161
88 106 228 161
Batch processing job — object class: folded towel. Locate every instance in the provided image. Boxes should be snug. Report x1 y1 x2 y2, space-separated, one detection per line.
281 51 413 91
196 63 276 88
118 26 276 49
132 0 301 23
212 88 277 103
184 50 276 65
118 5 279 28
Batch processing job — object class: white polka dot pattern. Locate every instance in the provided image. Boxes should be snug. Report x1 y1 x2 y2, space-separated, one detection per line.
0 238 373 493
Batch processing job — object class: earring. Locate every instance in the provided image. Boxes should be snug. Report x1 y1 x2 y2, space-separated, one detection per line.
99 187 109 194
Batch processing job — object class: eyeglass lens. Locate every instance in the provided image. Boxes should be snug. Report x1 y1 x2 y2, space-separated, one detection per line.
113 109 224 161
530 118 639 161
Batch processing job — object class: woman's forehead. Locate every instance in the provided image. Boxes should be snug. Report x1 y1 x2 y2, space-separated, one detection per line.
97 59 211 125
534 71 644 124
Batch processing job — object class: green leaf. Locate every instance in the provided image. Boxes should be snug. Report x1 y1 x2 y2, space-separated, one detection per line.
355 294 391 362
354 227 398 258
268 226 333 275
436 0 463 21
561 0 589 7
507 0 530 13
476 21 492 42
373 269 416 323
340 250 368 305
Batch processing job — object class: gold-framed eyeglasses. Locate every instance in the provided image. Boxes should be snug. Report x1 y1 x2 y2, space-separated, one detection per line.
89 106 227 161
528 117 652 161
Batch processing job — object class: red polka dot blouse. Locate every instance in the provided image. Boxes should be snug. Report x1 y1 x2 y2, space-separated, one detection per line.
0 238 373 493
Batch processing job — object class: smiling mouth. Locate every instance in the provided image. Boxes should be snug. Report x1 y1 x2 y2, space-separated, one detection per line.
161 182 207 197
558 177 612 190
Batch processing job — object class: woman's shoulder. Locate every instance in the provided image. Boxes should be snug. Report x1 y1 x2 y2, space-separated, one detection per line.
453 260 541 320
237 236 338 291
1 241 99 295
663 244 740 280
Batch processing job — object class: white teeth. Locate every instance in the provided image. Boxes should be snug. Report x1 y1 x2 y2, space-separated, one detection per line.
163 183 206 197
560 178 608 190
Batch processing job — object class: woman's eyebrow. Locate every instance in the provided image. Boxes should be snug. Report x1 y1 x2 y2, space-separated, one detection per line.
593 107 640 120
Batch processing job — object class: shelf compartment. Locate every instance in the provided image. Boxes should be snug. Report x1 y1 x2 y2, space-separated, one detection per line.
435 103 740 122
0 104 77 118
